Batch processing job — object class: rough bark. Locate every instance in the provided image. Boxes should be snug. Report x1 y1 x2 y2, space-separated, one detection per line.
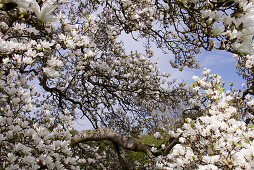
113 142 131 170
70 128 155 158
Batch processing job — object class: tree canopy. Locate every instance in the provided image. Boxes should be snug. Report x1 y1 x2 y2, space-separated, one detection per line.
0 0 253 169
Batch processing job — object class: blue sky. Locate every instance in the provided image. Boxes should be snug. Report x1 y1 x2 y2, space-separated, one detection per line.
119 32 245 89
194 50 244 89
156 49 244 89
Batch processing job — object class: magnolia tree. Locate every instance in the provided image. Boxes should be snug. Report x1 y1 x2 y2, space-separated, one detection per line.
0 0 254 169
156 70 254 169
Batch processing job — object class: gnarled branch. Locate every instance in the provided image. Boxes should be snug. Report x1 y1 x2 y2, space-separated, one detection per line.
70 128 155 158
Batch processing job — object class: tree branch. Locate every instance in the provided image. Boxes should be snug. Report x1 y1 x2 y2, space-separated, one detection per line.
113 142 131 170
70 128 155 158
163 137 179 156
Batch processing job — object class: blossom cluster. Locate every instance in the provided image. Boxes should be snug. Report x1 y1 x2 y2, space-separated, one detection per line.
0 0 254 169
199 0 254 82
0 0 108 169
0 48 86 168
0 0 186 168
156 69 254 169
1 0 57 22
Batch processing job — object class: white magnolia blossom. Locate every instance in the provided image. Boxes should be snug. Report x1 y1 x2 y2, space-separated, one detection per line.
29 1 58 22
0 0 254 169
157 70 254 169
1 0 58 22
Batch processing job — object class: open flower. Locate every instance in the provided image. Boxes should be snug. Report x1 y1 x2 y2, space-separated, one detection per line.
1 0 57 22
30 2 58 22
16 0 58 22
